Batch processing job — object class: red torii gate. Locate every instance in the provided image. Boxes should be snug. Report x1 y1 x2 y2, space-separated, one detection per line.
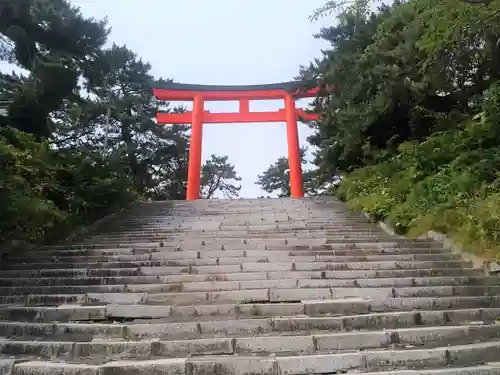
153 82 321 201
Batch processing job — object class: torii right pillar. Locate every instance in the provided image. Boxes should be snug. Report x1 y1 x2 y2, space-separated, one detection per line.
284 93 304 198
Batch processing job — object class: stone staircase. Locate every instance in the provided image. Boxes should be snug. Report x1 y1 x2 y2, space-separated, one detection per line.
0 197 500 374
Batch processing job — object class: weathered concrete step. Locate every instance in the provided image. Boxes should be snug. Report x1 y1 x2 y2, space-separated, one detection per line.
0 268 483 280
86 228 384 238
351 367 500 375
371 295 500 312
113 216 371 222
120 208 365 213
75 238 442 247
0 305 107 323
83 212 364 219
116 212 367 217
275 341 500 374
106 297 500 320
75 239 442 249
85 235 393 243
301 296 500 316
0 278 495 297
0 260 473 273
3 283 496 307
273 308 500 332
88 226 386 234
19 246 451 258
95 217 375 222
115 210 367 216
2 309 500 342
89 236 398 244
100 213 369 219
105 222 379 229
1 325 499 361
3 254 461 268
11 363 500 375
0 275 490 289
9 341 500 375
35 240 442 251
114 221 379 227
37 242 165 251
10 362 500 375
291 247 450 255
2 297 500 324
5 253 459 266
97 228 386 236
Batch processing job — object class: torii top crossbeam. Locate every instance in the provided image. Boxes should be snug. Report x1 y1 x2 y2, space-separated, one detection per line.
153 81 324 200
153 81 321 100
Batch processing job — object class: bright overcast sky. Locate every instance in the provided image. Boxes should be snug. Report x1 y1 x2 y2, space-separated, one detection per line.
73 0 331 197
6 0 332 197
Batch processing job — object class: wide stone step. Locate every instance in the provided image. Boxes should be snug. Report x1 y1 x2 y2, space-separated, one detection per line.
2 253 461 267
9 341 500 374
105 297 500 320
85 233 391 242
1 297 499 323
118 213 370 217
74 224 371 233
11 362 500 375
0 305 107 323
35 239 443 251
76 239 443 249
2 283 496 307
86 228 385 237
0 280 496 298
0 275 491 289
83 236 397 244
112 217 372 223
87 225 387 233
93 228 325 234
0 268 482 280
17 246 451 258
357 368 500 375
1 309 499 341
1 325 499 363
59 237 443 247
0 260 473 273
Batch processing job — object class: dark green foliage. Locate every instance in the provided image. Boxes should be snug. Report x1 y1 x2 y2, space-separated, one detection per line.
306 0 500 176
0 0 237 249
0 127 136 247
337 84 500 257
0 0 109 139
256 156 293 198
308 0 500 258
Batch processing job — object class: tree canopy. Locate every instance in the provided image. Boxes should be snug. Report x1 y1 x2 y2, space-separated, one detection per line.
305 0 500 257
200 155 242 199
0 0 240 249
256 147 319 197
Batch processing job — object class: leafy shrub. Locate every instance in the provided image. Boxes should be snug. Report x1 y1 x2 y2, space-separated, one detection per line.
0 128 137 250
337 83 500 259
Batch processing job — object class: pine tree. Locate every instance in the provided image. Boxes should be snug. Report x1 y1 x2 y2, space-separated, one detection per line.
200 155 242 199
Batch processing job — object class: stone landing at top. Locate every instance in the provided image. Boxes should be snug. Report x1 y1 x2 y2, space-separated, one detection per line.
0 197 499 375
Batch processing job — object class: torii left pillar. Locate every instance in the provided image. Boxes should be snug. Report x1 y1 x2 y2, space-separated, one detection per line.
186 95 204 201
285 93 304 198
